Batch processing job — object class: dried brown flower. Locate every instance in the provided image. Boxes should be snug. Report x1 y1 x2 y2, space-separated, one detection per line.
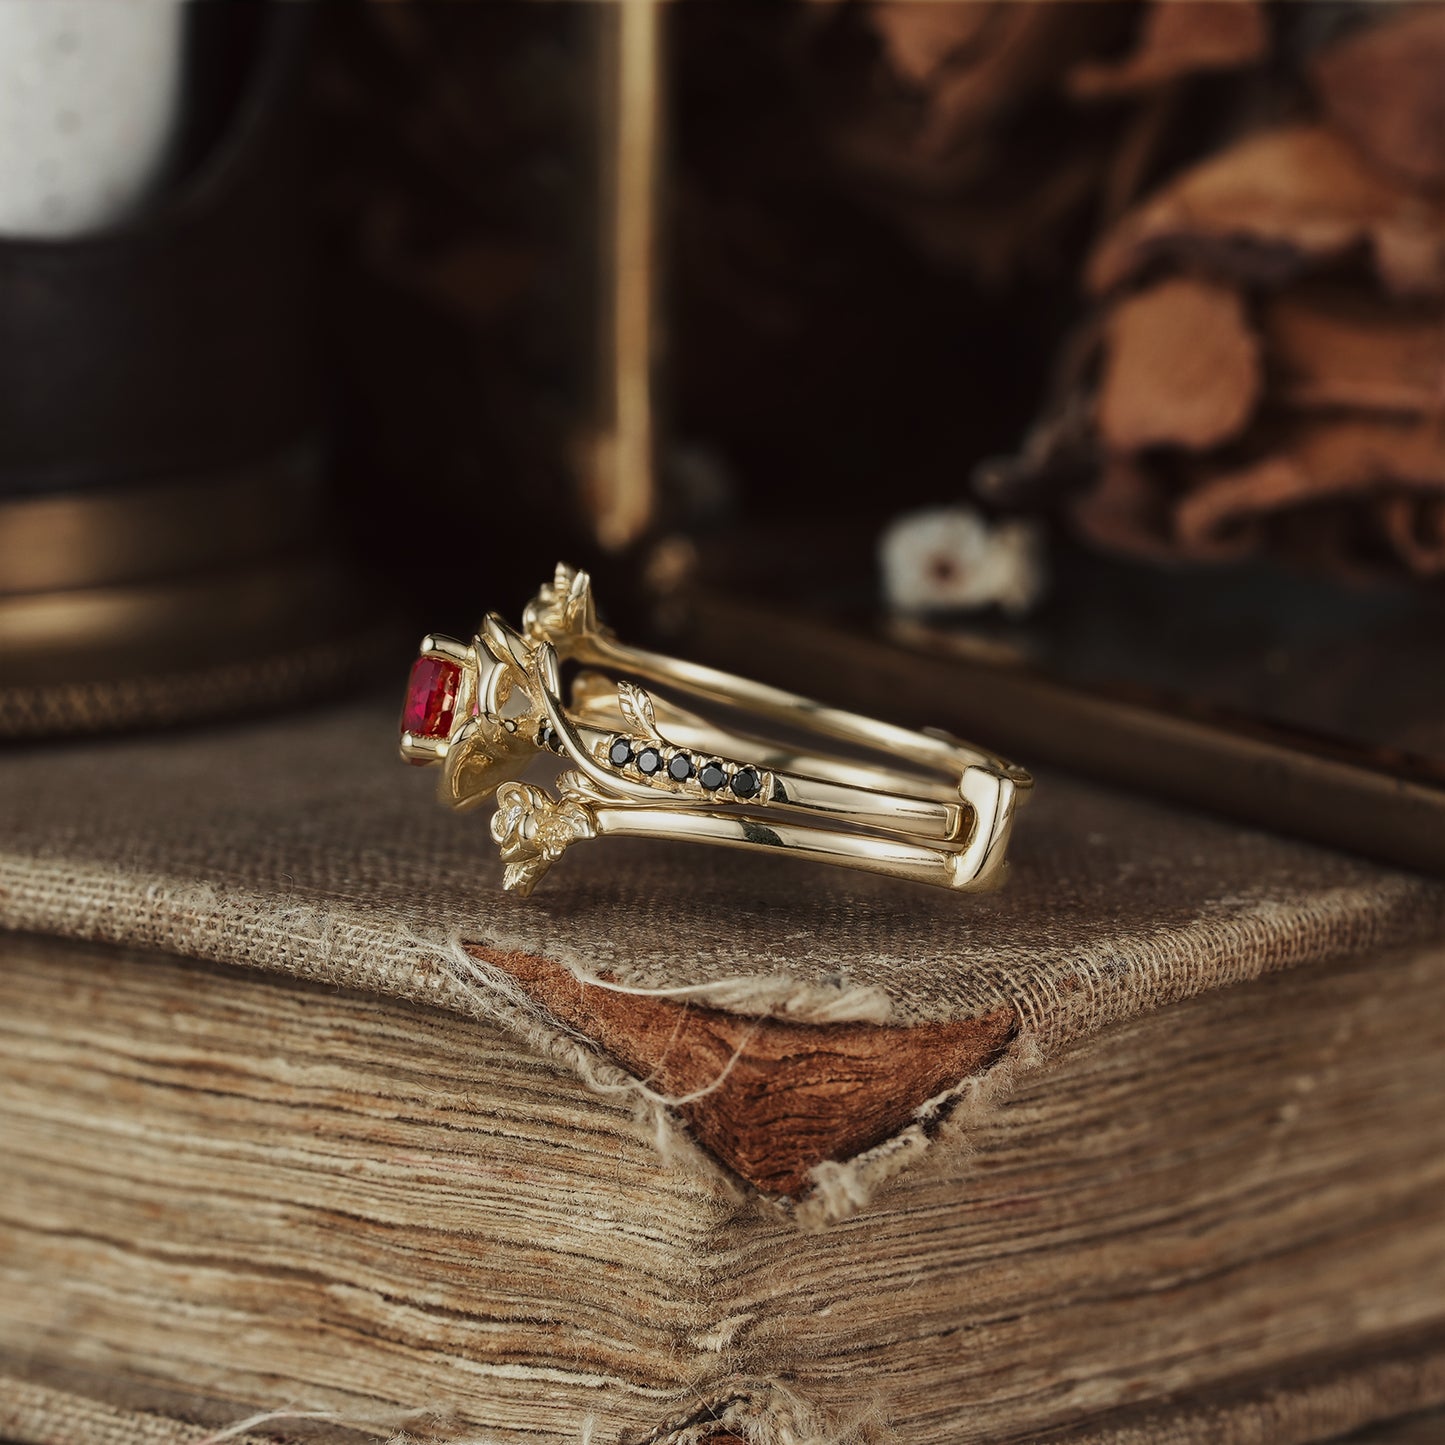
1096 277 1260 453
1311 5 1445 190
994 4 1445 584
1086 125 1445 301
1069 0 1269 101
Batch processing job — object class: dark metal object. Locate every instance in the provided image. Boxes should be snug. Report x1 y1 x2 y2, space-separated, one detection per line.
682 592 1445 879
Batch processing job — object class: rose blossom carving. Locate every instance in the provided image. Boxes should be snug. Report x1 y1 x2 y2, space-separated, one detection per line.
489 781 597 896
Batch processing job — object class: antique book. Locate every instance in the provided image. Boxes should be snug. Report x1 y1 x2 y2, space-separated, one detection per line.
2 699 1445 1444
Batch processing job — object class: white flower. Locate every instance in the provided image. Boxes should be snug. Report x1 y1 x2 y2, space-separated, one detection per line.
879 506 1046 617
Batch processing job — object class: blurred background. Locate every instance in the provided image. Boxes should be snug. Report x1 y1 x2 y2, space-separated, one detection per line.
1 0 1441 871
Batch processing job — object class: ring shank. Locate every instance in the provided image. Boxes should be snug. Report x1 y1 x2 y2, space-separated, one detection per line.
566 690 968 843
411 571 1029 895
538 629 1031 893
593 805 965 891
574 633 1025 783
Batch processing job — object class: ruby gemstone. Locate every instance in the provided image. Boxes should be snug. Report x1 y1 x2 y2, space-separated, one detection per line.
401 655 461 741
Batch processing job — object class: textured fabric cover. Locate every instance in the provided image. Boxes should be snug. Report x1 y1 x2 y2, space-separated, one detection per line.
3 702 1445 1443
0 1375 275 1445
2 699 1441 1047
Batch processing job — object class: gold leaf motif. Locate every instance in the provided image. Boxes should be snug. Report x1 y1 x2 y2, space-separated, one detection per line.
441 715 534 809
557 769 611 805
616 681 663 743
522 562 599 648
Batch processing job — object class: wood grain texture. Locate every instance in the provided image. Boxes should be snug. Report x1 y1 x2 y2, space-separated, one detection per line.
1045 1327 1445 1444
0 937 730 1443
3 933 1445 1443
473 946 1017 1196
1345 1406 1445 1443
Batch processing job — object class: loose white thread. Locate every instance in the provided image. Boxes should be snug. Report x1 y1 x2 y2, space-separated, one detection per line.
428 931 763 1110
548 967 893 1024
196 1401 600 1445
195 1400 446 1443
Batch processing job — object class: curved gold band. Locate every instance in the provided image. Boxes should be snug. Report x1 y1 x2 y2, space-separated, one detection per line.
400 564 1031 897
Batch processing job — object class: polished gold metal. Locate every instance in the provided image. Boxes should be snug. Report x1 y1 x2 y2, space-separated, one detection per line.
582 0 664 551
401 563 1031 897
0 456 322 597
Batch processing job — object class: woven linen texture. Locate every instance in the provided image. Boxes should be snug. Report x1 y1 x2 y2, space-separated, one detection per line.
1 700 1441 1048
0 1375 275 1445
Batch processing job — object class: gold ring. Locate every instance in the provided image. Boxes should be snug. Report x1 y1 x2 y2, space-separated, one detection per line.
399 563 1032 897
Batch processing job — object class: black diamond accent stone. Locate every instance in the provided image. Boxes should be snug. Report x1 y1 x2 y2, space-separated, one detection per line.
609 738 633 767
538 720 558 752
730 767 761 799
668 752 694 782
698 761 727 791
636 746 663 776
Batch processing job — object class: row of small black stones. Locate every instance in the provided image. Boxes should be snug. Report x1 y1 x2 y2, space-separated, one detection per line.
608 737 760 799
536 720 564 753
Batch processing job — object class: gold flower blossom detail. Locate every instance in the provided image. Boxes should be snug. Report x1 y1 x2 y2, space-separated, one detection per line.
521 563 602 652
489 781 597 896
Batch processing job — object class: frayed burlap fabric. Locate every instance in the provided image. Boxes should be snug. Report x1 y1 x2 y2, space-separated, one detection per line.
0 1374 276 1445
3 701 1445 1443
3 696 1443 1219
2 698 1440 1043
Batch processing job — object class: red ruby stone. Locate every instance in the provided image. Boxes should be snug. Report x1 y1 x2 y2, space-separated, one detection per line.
401 655 461 743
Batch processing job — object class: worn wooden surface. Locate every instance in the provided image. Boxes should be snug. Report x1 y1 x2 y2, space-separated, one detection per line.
476 945 1017 1195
